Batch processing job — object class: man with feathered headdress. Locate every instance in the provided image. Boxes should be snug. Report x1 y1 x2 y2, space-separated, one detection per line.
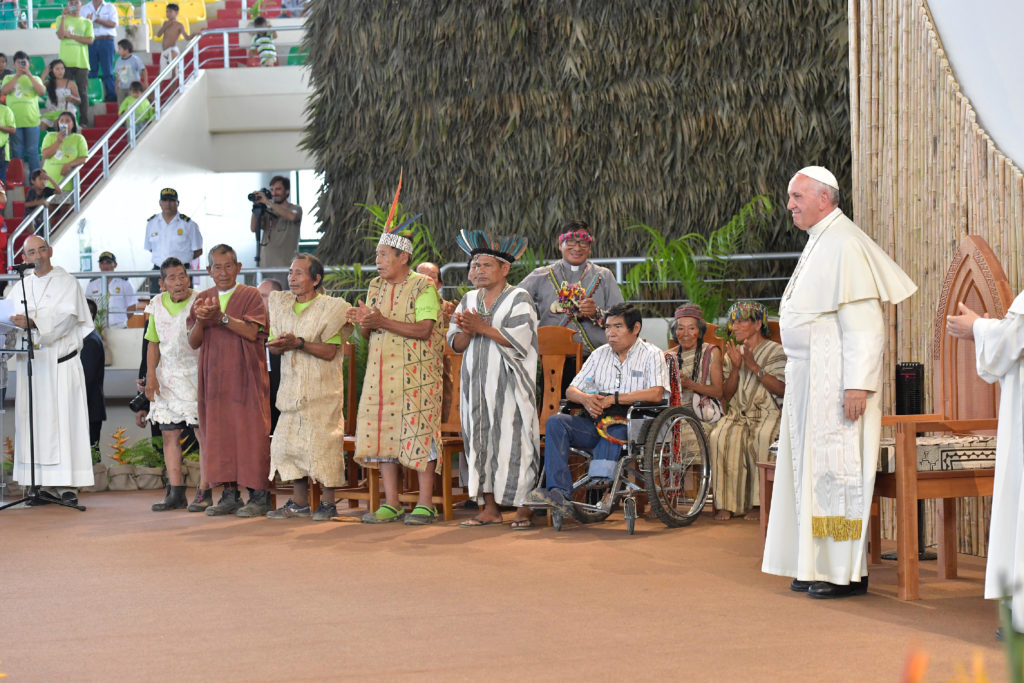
346 177 445 525
448 230 540 528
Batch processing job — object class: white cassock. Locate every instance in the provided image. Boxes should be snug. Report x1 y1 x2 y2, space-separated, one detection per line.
763 208 917 584
972 290 1024 630
7 267 95 488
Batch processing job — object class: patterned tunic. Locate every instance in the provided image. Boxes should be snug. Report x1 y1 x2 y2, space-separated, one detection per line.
354 273 444 473
708 339 785 514
145 291 199 426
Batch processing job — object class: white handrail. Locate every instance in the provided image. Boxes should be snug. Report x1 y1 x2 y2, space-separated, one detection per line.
7 25 306 269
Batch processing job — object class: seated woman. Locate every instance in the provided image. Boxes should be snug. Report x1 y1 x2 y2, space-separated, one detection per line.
40 111 88 190
708 301 786 521
665 303 723 424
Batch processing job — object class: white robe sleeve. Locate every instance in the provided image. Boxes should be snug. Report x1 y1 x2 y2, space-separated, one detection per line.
837 298 884 392
445 293 469 345
973 301 1024 384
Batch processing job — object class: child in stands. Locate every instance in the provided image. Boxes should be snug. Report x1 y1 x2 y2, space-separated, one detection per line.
40 59 81 130
118 81 154 127
156 3 195 72
24 169 59 228
250 16 277 67
114 39 147 104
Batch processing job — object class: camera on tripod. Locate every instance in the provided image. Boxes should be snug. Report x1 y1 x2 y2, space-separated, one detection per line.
248 187 272 216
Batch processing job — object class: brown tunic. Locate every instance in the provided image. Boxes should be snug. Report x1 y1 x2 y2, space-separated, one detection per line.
187 284 271 490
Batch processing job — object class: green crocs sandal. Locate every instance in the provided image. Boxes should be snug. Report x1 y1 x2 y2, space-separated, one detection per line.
361 503 404 524
404 505 439 525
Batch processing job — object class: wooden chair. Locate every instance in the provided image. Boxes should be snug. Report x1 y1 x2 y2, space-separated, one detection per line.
873 235 1008 600
537 326 583 432
270 341 356 511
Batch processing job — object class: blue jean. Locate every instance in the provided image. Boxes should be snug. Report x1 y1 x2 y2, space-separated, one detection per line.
89 38 116 101
11 126 40 174
0 157 8 184
544 413 627 495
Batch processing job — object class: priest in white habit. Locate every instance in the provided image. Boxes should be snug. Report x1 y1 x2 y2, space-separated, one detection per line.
7 235 95 505
448 230 540 529
947 292 1024 634
762 166 916 598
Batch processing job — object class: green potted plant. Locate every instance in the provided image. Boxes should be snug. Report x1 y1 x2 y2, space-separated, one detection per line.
123 436 166 490
622 195 775 323
182 437 201 488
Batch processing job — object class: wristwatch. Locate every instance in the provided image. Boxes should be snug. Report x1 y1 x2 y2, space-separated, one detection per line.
756 368 766 379
219 313 229 326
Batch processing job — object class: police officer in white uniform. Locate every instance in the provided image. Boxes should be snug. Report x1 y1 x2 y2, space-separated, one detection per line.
85 251 138 327
143 187 203 293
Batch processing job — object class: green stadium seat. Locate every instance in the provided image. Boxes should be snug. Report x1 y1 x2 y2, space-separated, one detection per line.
287 46 307 66
87 78 105 105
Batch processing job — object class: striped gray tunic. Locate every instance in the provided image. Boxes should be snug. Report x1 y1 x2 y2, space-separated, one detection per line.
447 287 540 506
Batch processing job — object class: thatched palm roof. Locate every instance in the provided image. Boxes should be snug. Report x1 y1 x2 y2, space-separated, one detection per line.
304 1 850 264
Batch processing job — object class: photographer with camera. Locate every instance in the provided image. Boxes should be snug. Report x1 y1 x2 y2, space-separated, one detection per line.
249 175 302 268
41 111 88 189
0 51 46 174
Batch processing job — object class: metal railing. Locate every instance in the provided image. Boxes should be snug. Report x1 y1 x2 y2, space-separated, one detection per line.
7 25 306 268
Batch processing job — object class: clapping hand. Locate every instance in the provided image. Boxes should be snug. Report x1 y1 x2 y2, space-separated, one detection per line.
724 340 742 368
193 296 220 322
346 300 384 330
266 332 301 352
454 308 489 335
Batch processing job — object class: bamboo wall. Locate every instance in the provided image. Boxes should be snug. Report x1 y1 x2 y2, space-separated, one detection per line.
851 0 1024 555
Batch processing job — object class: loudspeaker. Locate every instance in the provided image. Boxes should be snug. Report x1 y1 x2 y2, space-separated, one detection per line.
894 362 923 415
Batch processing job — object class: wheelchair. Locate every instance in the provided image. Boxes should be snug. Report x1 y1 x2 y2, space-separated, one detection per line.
527 401 712 534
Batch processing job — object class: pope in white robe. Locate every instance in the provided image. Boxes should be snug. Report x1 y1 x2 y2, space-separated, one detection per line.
762 167 916 597
948 291 1024 631
6 236 95 494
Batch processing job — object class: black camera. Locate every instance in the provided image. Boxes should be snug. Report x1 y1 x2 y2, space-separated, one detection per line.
129 388 150 414
249 188 271 216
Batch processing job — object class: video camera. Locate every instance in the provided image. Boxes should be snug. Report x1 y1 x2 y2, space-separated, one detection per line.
248 188 272 216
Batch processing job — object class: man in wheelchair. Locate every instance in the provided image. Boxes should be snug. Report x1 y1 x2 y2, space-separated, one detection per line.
526 303 670 516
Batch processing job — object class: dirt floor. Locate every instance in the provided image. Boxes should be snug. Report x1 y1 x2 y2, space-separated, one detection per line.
0 490 1011 682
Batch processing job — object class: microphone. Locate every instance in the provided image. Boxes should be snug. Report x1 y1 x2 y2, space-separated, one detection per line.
10 263 34 274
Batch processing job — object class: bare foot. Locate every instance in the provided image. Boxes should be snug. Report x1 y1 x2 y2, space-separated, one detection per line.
713 509 732 521
743 509 760 521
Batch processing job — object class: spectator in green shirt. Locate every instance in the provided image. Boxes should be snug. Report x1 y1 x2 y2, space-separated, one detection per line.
0 51 45 173
41 111 89 189
117 81 154 128
56 0 95 127
0 100 15 184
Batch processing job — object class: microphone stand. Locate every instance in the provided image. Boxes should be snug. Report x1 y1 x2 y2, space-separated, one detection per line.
0 264 86 512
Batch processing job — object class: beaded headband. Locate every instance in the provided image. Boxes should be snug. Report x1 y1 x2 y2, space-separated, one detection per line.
558 229 593 244
726 301 770 336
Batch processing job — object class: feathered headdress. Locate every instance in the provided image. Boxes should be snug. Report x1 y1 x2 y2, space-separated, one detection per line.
377 170 419 254
456 229 529 264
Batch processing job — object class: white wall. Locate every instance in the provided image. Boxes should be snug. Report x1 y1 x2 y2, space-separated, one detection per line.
48 65 314 277
929 1 1024 169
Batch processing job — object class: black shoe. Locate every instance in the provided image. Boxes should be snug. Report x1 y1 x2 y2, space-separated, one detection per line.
236 489 271 518
807 576 869 599
790 579 814 593
60 491 79 506
152 485 188 512
187 488 213 513
205 487 243 516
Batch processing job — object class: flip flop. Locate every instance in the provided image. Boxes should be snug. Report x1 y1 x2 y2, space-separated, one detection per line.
510 519 535 531
459 517 503 527
361 504 404 524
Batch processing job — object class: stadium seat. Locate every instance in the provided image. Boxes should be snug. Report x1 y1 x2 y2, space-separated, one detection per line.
86 78 105 105
179 0 206 22
5 159 24 188
287 46 307 66
29 55 46 77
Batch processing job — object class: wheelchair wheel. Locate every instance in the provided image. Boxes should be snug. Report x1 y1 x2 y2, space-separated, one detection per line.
641 405 711 528
567 451 612 524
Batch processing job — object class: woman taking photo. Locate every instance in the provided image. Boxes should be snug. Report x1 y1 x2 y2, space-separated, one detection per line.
0 50 45 173
41 111 88 189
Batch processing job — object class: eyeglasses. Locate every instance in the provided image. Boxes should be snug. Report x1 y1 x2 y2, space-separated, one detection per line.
562 239 591 249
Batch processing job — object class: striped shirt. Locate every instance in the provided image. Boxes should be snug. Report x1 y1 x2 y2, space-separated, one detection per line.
571 338 670 400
